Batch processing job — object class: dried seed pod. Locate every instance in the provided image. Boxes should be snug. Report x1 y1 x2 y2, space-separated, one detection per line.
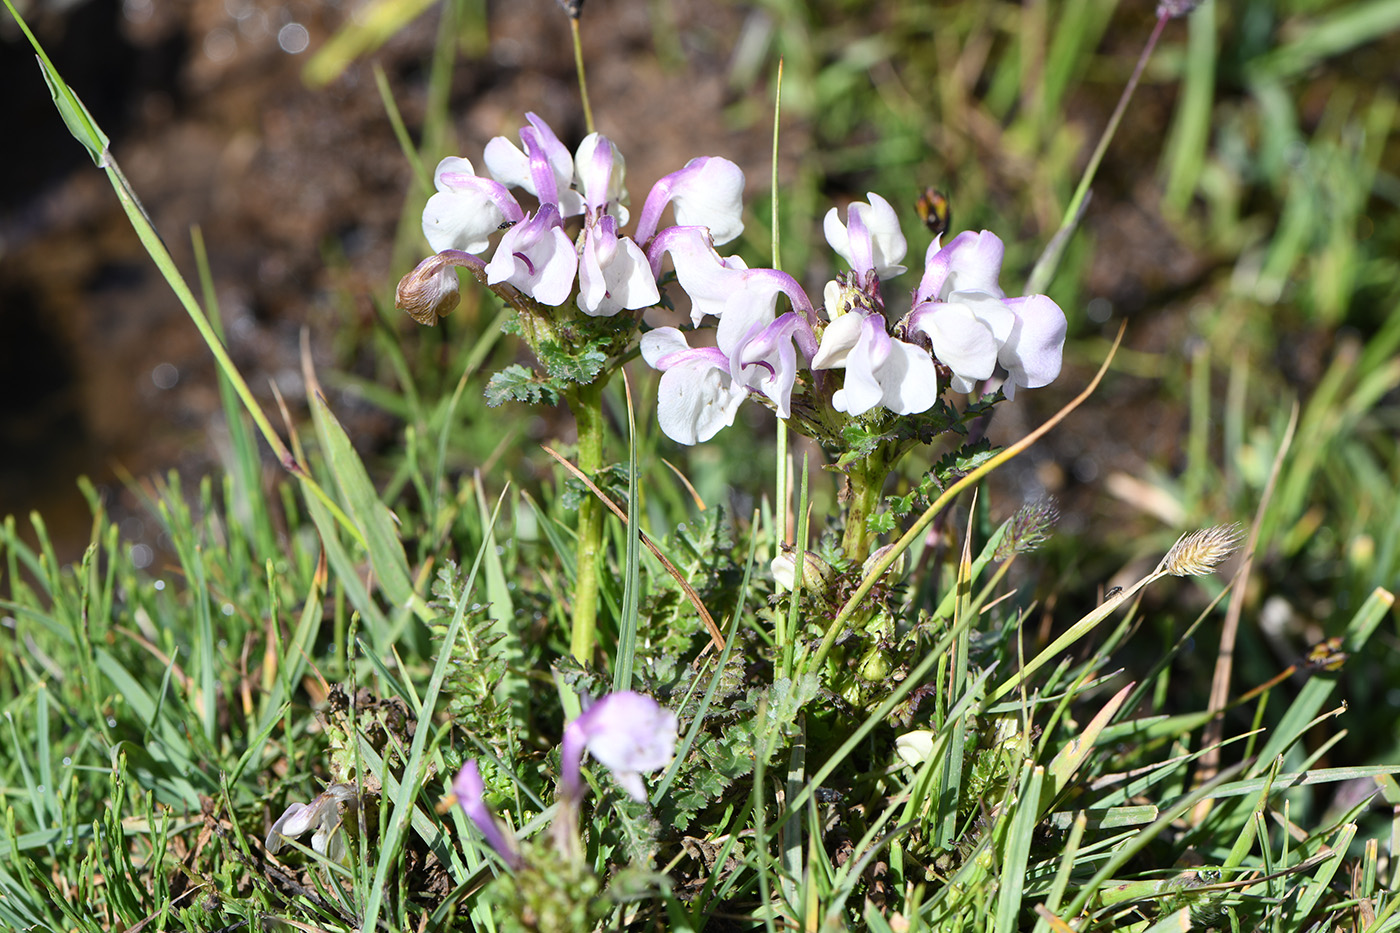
395 253 461 326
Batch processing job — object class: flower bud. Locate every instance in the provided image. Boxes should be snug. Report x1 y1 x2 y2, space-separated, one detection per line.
453 760 522 869
395 253 461 326
821 272 865 321
861 544 906 582
857 644 891 682
895 730 935 768
771 549 833 593
1156 0 1200 18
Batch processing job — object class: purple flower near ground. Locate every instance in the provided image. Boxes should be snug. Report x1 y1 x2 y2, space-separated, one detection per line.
453 760 522 870
560 691 679 803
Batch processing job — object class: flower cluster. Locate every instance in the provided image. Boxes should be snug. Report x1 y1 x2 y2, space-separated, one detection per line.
398 112 1068 448
640 192 1069 444
402 112 746 322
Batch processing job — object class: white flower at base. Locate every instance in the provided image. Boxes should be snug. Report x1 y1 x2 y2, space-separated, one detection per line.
265 784 357 862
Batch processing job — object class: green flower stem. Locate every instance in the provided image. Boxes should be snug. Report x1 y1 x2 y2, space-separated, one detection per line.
567 381 607 664
840 454 890 567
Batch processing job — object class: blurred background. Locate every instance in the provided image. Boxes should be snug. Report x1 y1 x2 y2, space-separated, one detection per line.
3 0 1398 706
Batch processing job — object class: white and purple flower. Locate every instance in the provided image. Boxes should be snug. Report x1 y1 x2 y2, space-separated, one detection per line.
905 231 1066 398
560 691 679 804
641 328 748 446
407 113 747 319
812 309 937 416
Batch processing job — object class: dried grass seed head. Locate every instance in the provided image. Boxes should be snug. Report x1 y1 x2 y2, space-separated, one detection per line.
1160 523 1244 577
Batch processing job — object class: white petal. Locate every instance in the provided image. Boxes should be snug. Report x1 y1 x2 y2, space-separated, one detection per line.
940 231 1005 298
914 303 999 384
579 231 657 316
640 327 691 368
877 340 938 414
483 136 532 191
611 770 648 803
812 312 865 370
433 156 476 192
422 190 504 254
861 193 908 279
265 803 309 853
656 364 744 445
670 157 745 246
1000 295 1067 392
831 319 888 416
822 206 850 260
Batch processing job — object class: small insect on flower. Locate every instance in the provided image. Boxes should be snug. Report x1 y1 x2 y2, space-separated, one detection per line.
915 187 952 238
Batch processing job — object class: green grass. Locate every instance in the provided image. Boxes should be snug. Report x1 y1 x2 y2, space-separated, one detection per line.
4 0 1400 930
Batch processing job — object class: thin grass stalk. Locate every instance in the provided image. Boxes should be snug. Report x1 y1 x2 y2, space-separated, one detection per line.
612 374 642 692
779 462 811 683
1192 400 1297 823
1026 11 1171 295
568 13 594 134
772 58 789 563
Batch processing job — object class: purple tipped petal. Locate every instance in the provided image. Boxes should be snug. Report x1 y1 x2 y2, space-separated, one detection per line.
575 133 628 220
484 205 579 306
649 226 750 325
635 157 745 246
483 113 584 216
422 158 524 254
916 230 1006 304
579 218 658 316
825 194 907 280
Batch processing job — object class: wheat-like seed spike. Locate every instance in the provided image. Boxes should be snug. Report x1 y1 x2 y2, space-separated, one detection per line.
994 498 1060 561
1159 523 1245 576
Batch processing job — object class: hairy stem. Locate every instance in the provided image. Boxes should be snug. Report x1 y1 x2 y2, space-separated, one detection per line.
568 381 607 663
840 455 888 567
